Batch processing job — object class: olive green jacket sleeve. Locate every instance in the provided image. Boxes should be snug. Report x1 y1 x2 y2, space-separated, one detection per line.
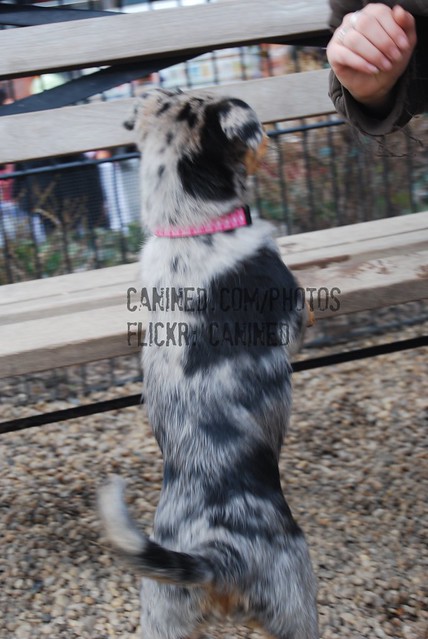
328 66 414 136
328 0 428 135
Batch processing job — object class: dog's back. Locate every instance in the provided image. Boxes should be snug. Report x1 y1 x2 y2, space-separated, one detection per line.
99 89 318 639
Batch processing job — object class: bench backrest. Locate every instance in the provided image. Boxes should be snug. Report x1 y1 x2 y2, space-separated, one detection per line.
0 0 333 164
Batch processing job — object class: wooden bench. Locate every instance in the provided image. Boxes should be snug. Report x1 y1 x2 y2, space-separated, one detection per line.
0 0 427 386
1 212 427 380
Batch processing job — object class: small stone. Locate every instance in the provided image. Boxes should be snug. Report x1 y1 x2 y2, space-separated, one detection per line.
15 624 32 639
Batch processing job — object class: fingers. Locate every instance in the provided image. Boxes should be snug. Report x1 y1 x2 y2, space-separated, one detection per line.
329 3 417 75
327 3 418 106
353 4 415 61
342 24 401 72
328 44 379 76
392 5 418 46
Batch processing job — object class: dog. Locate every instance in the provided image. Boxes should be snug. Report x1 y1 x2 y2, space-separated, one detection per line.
98 88 318 639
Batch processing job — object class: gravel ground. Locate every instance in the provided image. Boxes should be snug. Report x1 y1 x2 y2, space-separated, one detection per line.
0 322 427 639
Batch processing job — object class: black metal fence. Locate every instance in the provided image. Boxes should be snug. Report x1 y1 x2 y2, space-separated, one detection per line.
1 113 427 285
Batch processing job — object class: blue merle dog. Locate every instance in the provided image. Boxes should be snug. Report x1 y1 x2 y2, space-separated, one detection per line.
99 88 318 639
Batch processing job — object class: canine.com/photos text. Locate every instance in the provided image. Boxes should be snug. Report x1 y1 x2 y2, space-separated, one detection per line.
127 285 342 314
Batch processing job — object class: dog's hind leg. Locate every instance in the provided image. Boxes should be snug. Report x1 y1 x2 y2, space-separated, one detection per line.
250 539 319 639
140 579 205 639
260 619 319 639
255 597 319 639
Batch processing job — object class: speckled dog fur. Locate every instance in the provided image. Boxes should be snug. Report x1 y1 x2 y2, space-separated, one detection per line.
99 88 318 639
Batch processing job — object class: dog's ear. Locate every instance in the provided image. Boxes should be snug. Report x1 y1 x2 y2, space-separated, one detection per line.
123 103 141 131
214 98 268 175
217 98 265 150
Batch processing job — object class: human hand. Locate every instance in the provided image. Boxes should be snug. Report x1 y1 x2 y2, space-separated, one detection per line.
327 4 417 113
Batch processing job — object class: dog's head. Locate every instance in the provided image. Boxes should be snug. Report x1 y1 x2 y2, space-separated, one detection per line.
125 89 267 229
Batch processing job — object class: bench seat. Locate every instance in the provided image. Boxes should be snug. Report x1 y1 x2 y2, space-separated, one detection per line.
1 211 426 379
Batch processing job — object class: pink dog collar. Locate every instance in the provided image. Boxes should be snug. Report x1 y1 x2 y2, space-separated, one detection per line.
154 206 252 238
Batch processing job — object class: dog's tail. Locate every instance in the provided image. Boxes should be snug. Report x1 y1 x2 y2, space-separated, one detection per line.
98 476 215 587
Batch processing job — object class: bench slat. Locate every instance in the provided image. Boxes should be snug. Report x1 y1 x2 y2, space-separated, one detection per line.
1 249 426 379
299 249 428 317
0 213 426 379
1 213 427 325
0 263 140 326
0 305 142 378
0 0 329 79
277 211 428 254
0 70 333 164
